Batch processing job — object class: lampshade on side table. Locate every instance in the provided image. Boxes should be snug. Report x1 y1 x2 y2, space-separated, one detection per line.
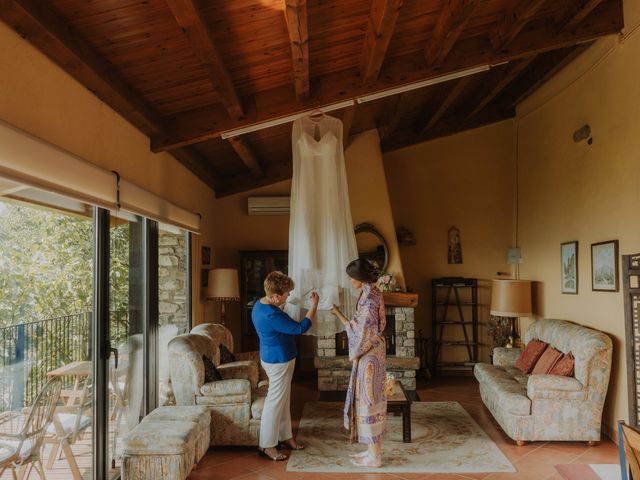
206 268 240 326
490 279 532 348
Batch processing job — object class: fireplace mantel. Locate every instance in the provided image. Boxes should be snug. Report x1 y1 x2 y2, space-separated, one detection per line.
383 292 418 308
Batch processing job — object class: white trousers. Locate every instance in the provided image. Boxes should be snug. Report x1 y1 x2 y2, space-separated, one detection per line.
259 358 295 448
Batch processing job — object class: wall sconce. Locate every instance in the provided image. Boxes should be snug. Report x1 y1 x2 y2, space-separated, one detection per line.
573 124 592 145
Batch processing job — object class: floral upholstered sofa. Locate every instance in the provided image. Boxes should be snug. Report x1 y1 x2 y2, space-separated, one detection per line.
474 319 612 444
168 323 267 446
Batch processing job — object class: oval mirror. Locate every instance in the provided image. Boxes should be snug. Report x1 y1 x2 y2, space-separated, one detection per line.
354 223 388 272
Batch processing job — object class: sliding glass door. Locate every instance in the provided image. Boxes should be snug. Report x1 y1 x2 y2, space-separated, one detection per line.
107 212 146 477
0 184 192 480
0 188 95 480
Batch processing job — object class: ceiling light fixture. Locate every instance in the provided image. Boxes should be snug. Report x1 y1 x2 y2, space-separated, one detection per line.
220 99 355 139
355 64 491 104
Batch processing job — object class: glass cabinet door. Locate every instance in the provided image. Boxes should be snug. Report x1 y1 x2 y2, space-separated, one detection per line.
240 251 287 351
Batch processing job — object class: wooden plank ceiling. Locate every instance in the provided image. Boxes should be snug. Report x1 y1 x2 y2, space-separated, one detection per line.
0 0 623 197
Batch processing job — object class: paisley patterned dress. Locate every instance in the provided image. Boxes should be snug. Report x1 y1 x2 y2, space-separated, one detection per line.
343 284 387 444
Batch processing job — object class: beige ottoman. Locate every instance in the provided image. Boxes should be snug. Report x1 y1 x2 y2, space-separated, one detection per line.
122 421 197 480
142 406 210 461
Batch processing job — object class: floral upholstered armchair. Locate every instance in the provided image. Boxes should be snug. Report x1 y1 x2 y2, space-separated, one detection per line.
190 323 268 387
168 325 266 446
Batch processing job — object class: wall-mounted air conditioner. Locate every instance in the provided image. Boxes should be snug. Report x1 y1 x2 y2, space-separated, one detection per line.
247 196 290 215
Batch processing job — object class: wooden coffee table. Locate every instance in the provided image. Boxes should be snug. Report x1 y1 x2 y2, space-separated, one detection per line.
387 380 412 442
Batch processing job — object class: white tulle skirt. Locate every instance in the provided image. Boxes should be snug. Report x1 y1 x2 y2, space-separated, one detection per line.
287 114 358 335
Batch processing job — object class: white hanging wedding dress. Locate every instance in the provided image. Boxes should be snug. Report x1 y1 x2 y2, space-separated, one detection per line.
287 113 358 336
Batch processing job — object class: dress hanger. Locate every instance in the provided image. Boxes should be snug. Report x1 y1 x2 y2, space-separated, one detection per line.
308 108 325 121
307 109 325 141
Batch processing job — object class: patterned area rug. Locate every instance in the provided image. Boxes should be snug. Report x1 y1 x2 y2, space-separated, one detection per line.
556 464 621 480
287 401 515 473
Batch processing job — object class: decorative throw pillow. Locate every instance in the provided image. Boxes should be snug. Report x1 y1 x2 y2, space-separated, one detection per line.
219 344 237 364
203 355 223 382
549 352 575 377
531 346 563 374
514 339 548 374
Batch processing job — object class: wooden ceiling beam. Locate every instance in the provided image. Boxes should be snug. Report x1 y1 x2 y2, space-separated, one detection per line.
151 3 622 152
165 0 243 119
341 106 356 147
558 0 604 32
382 105 516 153
420 76 473 132
464 56 535 121
215 162 292 198
283 0 310 102
360 0 404 84
424 0 480 67
227 136 264 178
0 0 221 193
171 146 223 190
0 0 165 136
377 95 402 142
492 0 548 50
503 43 592 107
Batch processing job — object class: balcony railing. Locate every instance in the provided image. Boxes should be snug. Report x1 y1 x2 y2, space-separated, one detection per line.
0 311 128 412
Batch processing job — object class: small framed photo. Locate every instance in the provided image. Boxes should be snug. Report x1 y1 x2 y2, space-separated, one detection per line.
201 246 211 266
561 241 578 294
591 240 619 292
201 268 209 288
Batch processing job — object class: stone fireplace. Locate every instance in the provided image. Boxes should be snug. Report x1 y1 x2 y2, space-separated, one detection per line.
314 293 419 391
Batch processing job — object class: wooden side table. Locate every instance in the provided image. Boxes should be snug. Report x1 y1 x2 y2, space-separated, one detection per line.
47 360 91 406
387 380 412 443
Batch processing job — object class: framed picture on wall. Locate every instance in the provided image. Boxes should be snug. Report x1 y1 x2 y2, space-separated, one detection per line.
561 241 578 294
201 246 212 266
201 268 209 288
591 240 619 292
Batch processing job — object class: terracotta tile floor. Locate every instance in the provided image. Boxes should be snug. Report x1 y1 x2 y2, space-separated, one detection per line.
188 376 620 480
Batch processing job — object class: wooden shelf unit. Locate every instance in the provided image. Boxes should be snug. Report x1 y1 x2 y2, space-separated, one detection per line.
431 277 478 376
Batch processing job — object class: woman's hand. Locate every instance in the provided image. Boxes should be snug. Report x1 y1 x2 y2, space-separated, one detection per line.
305 292 320 322
310 291 319 307
330 304 349 327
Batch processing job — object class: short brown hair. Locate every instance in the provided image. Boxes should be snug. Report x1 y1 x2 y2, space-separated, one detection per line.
264 271 294 296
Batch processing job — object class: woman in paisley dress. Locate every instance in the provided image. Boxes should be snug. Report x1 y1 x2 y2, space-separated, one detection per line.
330 258 387 467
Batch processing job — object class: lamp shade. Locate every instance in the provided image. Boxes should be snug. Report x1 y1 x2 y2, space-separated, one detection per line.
490 279 532 317
206 268 240 300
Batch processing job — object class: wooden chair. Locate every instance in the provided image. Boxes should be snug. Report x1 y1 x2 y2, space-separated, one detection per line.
44 376 92 480
620 420 640 480
0 378 62 480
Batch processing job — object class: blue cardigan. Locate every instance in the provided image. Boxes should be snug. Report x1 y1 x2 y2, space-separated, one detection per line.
252 301 312 363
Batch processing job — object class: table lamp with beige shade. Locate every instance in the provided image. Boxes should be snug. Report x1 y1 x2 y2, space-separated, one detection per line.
490 279 532 348
206 268 240 326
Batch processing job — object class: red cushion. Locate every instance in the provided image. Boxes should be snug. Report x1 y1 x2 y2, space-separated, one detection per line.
549 352 575 377
515 339 548 373
531 346 563 374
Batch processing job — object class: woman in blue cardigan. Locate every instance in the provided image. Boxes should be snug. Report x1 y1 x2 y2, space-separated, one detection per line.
252 271 318 461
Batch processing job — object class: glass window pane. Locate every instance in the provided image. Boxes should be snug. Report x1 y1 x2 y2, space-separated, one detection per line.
0 189 94 480
108 212 145 476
